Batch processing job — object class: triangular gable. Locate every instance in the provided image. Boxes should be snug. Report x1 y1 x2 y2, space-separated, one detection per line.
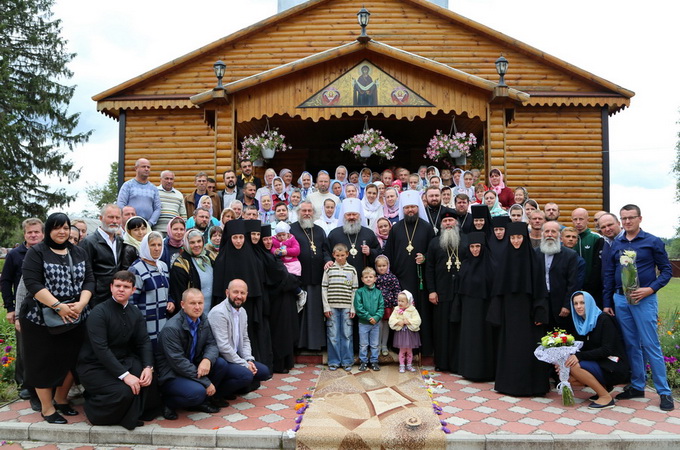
299 59 433 108
96 0 631 113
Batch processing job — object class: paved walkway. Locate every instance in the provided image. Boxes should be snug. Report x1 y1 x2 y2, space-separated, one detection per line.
0 363 678 449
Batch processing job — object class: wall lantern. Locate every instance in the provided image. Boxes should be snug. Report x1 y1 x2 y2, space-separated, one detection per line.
495 56 509 87
213 60 226 90
357 7 371 42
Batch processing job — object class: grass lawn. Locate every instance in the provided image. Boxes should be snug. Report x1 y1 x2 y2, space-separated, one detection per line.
658 277 680 317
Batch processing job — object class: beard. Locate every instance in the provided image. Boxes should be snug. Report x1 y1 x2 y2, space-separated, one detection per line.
299 217 314 229
540 237 561 255
343 220 362 235
228 298 243 309
404 213 418 225
439 226 460 251
227 181 235 189
102 224 120 234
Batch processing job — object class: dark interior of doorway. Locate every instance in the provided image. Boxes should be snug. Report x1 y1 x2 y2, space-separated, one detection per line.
236 111 483 176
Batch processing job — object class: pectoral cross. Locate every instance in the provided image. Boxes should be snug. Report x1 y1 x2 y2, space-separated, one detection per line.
455 259 461 270
446 259 452 271
310 242 317 254
406 243 414 255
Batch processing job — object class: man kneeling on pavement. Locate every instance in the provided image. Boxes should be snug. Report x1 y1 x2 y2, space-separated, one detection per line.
156 281 270 420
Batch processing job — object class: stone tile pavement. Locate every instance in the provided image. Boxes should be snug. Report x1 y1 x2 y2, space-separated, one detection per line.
0 362 678 448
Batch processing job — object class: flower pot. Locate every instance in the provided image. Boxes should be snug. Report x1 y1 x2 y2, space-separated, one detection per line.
360 145 372 158
449 149 462 158
253 158 264 167
261 147 276 159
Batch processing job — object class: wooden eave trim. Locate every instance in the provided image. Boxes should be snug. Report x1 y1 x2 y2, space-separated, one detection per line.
523 96 630 113
401 0 635 99
91 0 330 102
190 39 530 104
96 98 199 114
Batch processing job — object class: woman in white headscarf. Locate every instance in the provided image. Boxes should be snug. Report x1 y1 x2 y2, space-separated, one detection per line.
298 171 316 200
128 231 171 348
255 168 277 202
361 183 383 228
314 198 338 236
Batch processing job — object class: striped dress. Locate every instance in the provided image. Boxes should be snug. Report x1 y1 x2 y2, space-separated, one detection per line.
129 258 170 347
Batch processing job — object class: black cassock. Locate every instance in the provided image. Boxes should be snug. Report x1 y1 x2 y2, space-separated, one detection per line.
77 298 161 430
425 236 461 372
383 218 435 354
455 233 497 381
290 222 332 351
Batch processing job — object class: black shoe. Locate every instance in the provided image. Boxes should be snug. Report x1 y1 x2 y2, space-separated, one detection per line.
660 394 675 411
210 397 230 408
358 362 368 372
54 403 78 416
274 368 290 374
163 406 177 420
588 399 615 409
29 395 41 412
19 388 31 400
370 363 381 371
42 411 67 424
225 394 237 400
615 385 645 400
188 401 220 414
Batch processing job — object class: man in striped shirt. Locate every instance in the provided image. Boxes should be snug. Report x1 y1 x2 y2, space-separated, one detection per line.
155 170 187 235
322 243 358 372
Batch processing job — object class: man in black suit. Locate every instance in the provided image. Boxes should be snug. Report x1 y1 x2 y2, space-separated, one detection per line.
79 204 123 307
536 220 580 334
235 159 262 189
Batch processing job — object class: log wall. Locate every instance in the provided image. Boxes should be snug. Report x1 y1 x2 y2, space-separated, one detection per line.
503 106 604 215
120 0 601 99
122 109 218 194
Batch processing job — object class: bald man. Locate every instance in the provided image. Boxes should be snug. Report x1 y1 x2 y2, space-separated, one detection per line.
117 158 162 226
571 208 604 308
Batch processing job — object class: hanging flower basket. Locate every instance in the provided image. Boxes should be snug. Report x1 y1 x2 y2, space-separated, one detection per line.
340 128 397 160
424 130 477 168
239 127 290 162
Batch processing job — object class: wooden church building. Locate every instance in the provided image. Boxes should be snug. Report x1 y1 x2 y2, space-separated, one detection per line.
93 0 633 213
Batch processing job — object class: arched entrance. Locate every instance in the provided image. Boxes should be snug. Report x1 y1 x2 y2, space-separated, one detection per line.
236 111 485 176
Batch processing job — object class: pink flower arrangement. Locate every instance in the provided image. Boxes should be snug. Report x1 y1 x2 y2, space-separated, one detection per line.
340 128 397 160
239 128 290 161
424 130 477 167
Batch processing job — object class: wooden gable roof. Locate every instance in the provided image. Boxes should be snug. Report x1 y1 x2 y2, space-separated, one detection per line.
94 0 632 117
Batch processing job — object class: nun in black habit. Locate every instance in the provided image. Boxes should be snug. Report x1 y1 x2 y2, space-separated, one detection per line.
455 232 497 381
212 220 272 370
253 224 300 374
488 215 511 262
469 204 493 239
487 222 550 397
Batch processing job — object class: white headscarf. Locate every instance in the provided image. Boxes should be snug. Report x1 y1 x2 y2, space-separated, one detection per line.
397 190 429 222
139 231 164 263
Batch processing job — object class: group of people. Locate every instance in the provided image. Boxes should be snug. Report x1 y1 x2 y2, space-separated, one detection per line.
1 159 674 430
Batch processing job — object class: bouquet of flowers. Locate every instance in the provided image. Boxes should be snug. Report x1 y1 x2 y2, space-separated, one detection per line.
340 128 397 160
620 250 639 305
534 329 582 405
424 130 477 168
239 128 290 161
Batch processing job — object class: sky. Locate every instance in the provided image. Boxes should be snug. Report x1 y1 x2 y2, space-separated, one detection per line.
52 0 679 238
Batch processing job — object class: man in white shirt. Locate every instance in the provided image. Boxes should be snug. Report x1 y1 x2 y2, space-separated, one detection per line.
306 171 339 220
208 279 271 398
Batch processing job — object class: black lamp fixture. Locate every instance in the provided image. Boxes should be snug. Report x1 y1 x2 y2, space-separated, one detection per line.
213 60 226 90
495 55 509 87
357 7 371 42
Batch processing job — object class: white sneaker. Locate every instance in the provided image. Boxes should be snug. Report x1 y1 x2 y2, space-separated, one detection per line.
399 365 405 373
296 290 307 313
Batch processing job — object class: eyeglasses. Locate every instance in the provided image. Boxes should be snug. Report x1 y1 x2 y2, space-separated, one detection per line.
620 216 639 222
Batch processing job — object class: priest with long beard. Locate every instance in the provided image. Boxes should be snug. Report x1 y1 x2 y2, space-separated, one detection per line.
425 209 463 372
383 190 435 354
290 201 333 351
328 198 381 280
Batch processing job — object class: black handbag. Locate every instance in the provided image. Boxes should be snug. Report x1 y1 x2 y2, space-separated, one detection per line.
41 251 82 335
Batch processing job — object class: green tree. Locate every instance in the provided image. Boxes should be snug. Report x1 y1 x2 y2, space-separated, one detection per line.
0 0 91 244
86 162 118 210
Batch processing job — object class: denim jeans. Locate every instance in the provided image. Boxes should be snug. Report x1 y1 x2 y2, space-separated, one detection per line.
326 308 354 366
614 293 671 395
358 322 380 363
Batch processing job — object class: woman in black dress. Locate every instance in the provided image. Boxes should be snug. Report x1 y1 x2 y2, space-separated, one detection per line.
487 221 550 397
20 213 95 424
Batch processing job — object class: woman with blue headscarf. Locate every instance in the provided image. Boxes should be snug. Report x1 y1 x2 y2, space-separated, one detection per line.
564 291 630 409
